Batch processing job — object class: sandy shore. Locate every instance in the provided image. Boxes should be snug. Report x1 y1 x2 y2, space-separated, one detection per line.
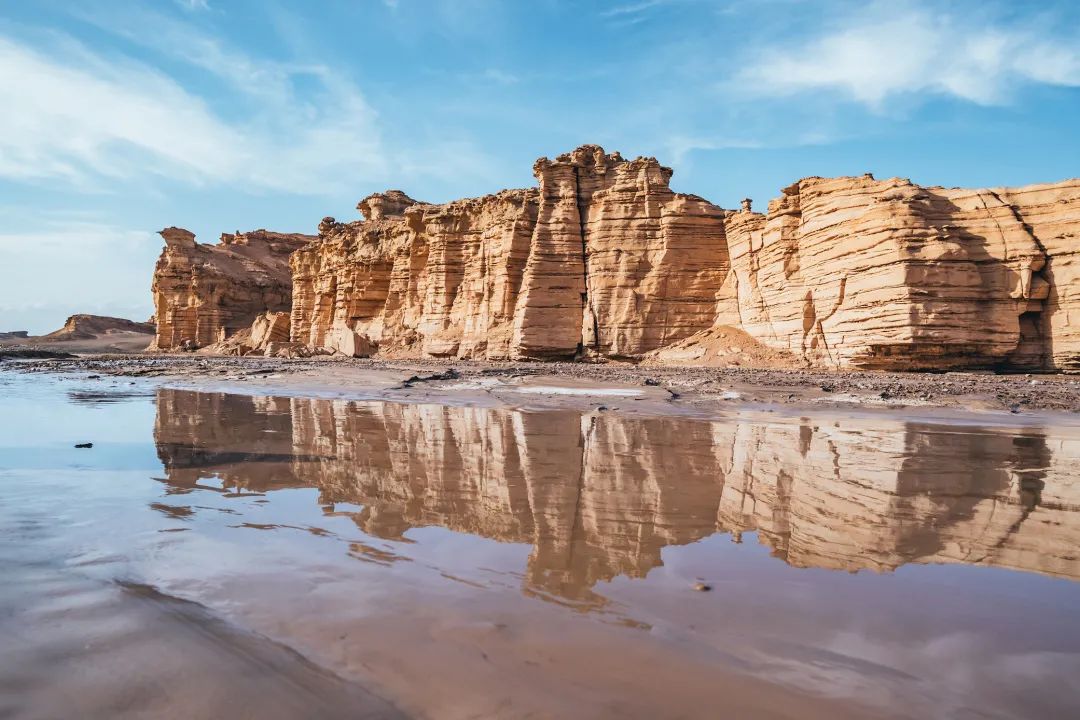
5 352 1080 424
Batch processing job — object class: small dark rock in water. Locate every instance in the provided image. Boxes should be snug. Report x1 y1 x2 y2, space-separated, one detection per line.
693 582 712 592
643 378 661 386
402 368 460 387
74 442 93 449
86 375 100 380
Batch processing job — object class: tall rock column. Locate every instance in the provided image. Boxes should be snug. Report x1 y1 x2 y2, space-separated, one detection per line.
511 150 596 359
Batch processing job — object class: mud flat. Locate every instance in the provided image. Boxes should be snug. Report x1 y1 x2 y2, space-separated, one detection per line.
7 353 1080 419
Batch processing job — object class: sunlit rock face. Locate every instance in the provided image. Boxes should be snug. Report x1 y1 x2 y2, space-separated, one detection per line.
150 228 313 351
154 390 1080 605
288 146 729 360
716 177 1080 370
151 148 1080 369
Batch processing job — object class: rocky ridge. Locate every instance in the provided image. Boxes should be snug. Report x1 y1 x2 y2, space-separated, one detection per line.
150 146 1080 371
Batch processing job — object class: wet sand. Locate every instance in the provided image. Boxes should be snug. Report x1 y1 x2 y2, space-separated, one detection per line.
7 353 1080 420
3 368 1080 718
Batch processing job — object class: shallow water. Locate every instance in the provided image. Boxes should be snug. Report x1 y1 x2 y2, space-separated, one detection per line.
2 369 1080 719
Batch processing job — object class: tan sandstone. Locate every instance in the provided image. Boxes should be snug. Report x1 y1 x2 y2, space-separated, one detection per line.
151 147 1080 371
150 227 313 351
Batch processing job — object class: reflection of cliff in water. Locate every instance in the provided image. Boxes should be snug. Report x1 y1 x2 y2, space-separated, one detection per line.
154 390 1080 602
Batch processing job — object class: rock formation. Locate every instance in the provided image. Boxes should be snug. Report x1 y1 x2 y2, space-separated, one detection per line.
150 227 313 351
151 145 1080 370
154 389 1080 604
43 314 155 341
716 176 1080 370
290 147 728 360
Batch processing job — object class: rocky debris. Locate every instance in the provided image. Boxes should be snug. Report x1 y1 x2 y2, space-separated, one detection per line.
250 311 291 349
42 314 155 341
401 368 460 387
150 227 313 351
10 354 1080 413
0 346 77 360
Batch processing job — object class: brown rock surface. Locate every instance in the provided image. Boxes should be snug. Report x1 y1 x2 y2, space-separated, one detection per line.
43 314 155 341
291 146 728 360
151 146 1080 371
151 227 313 351
716 176 1080 370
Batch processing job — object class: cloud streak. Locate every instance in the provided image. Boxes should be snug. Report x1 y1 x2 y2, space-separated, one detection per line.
0 23 387 194
735 4 1080 108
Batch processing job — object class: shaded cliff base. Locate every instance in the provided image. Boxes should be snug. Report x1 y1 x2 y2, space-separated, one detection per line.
10 354 1080 417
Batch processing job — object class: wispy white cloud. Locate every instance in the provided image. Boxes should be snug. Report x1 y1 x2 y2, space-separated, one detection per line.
0 19 387 194
734 4 1080 109
600 0 671 18
482 68 520 85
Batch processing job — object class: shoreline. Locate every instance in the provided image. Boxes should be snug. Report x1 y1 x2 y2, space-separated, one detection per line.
6 352 1080 427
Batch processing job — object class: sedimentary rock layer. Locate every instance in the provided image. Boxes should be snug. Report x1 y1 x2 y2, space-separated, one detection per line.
43 314 154 340
716 176 1080 370
290 146 729 360
150 227 313 350
154 390 1080 603
152 145 1079 370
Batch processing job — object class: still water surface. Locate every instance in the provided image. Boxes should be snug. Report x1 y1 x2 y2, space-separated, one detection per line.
2 370 1080 719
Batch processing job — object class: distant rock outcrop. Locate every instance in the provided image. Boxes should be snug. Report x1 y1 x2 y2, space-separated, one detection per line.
150 227 313 351
43 314 154 341
150 146 1080 370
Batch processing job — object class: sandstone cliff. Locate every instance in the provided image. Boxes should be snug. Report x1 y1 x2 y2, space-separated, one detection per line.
150 227 313 351
290 146 729 360
716 176 1080 371
151 145 1079 370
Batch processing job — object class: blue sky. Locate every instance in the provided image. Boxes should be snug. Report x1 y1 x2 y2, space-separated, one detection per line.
1 0 1078 334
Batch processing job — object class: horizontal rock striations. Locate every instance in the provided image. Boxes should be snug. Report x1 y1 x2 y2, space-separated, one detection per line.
716 176 1080 370
150 227 313 351
151 146 1080 370
43 314 154 341
290 147 729 361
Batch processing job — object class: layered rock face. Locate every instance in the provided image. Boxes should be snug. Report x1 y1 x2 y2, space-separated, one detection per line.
151 145 1079 369
150 227 313 351
717 177 1080 370
154 389 1080 603
290 146 729 360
